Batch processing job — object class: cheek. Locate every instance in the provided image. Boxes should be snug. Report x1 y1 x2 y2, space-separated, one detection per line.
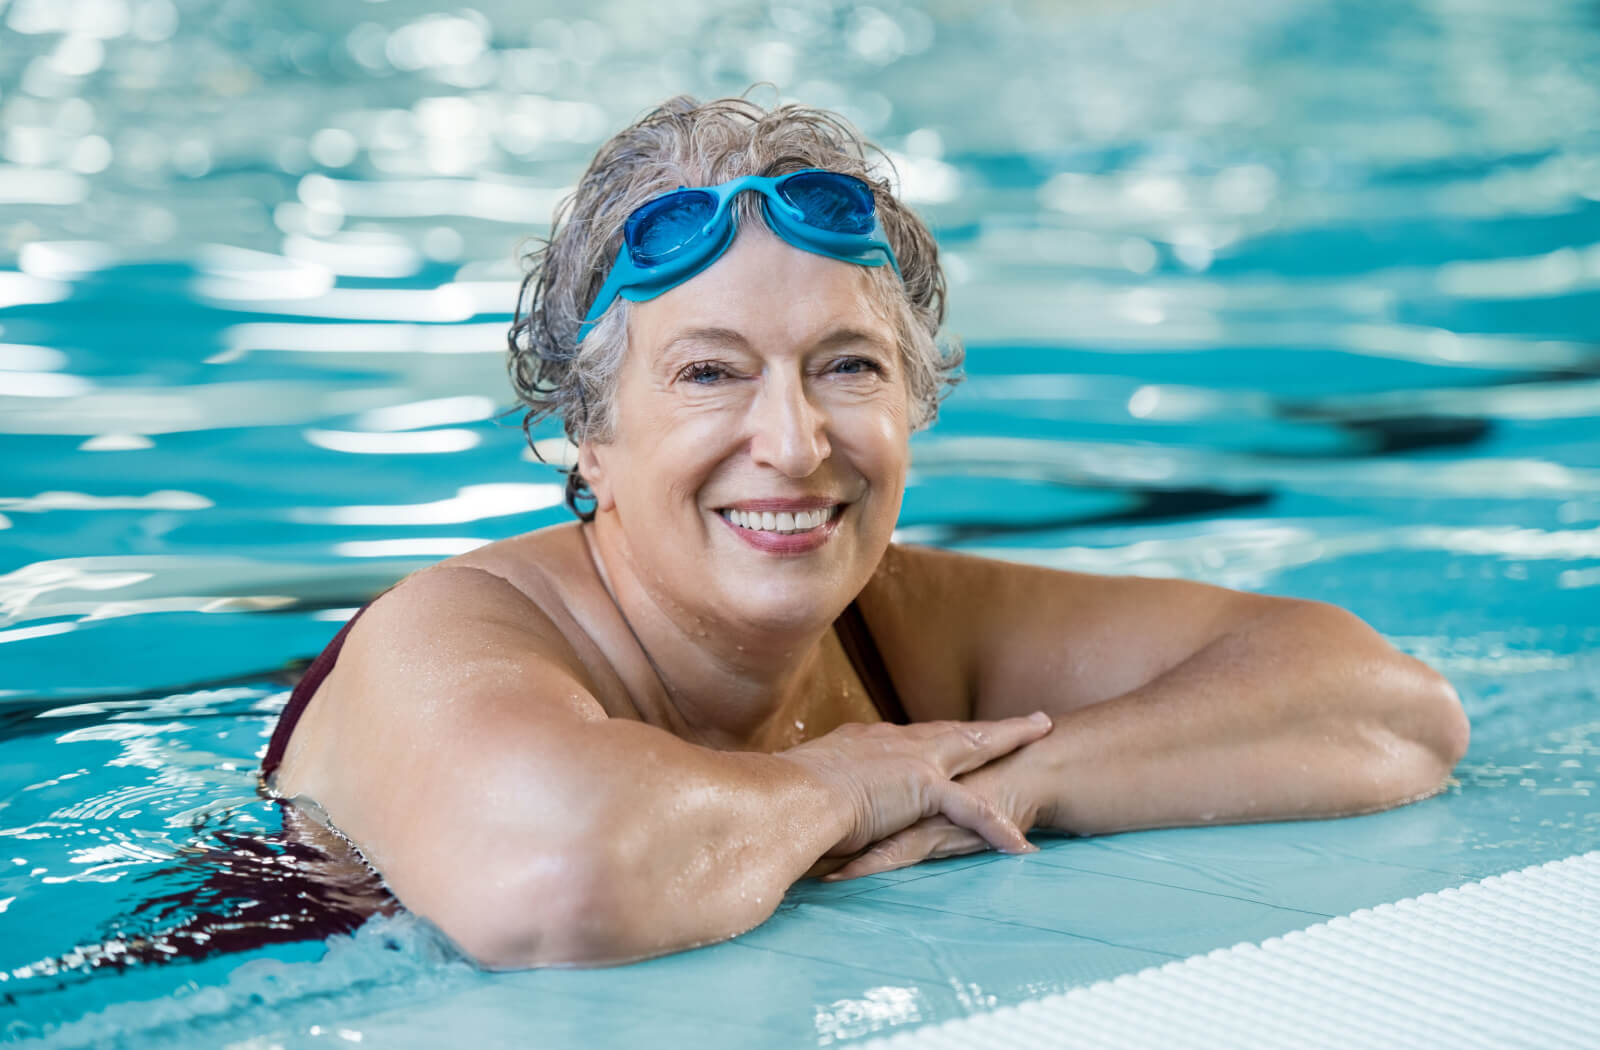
839 386 911 465
829 408 910 512
869 407 912 514
607 405 739 510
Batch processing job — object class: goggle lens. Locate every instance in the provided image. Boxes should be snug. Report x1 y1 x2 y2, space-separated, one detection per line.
583 169 898 341
778 171 876 235
626 189 717 266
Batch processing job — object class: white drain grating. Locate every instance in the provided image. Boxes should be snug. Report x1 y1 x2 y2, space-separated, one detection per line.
862 851 1600 1050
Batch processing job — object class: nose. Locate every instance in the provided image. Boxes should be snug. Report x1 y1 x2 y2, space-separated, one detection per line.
748 369 830 477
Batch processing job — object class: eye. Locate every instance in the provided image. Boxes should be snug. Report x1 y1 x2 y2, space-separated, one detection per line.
828 355 885 376
678 361 731 385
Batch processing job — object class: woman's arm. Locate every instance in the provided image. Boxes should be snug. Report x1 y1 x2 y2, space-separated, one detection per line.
1028 597 1466 834
833 546 1468 877
274 565 1049 967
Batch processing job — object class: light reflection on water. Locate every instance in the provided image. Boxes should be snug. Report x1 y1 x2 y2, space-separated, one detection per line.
1 0 1599 1044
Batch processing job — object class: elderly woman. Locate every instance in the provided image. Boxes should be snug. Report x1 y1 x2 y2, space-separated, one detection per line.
262 96 1469 969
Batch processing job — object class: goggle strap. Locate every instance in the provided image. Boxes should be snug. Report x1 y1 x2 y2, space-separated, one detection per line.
578 244 634 341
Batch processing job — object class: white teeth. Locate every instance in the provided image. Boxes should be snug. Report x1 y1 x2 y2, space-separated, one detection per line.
721 505 837 535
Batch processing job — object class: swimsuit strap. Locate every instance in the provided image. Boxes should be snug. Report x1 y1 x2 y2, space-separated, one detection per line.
834 600 910 725
260 593 911 779
260 599 377 780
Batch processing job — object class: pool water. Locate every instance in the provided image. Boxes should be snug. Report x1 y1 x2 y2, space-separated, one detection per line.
3 0 1599 1045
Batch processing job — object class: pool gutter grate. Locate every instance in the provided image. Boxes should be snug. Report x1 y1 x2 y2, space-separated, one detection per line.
861 850 1600 1050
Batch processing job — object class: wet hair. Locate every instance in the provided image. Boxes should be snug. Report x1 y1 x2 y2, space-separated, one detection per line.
506 93 963 518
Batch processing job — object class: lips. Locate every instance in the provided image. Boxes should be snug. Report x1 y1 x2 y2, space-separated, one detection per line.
715 500 846 554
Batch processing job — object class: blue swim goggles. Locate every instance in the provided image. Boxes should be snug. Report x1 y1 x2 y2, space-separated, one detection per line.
577 168 903 342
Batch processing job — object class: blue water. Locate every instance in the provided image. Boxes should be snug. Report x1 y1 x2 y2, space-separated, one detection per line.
3 0 1600 1045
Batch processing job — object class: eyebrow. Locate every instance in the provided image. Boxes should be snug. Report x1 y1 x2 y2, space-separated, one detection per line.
812 326 895 353
656 325 893 359
657 327 749 357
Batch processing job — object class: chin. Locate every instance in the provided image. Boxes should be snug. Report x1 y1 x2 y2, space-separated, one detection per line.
718 576 853 634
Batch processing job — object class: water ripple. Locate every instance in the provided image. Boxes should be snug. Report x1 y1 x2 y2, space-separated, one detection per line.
0 0 1597 1040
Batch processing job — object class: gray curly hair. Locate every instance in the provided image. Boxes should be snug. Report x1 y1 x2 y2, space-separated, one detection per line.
507 93 963 517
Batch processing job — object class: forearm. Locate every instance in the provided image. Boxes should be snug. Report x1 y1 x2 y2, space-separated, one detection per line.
567 727 849 963
397 720 847 968
1017 601 1469 836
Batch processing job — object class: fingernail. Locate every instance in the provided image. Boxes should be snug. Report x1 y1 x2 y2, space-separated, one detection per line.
1029 711 1052 728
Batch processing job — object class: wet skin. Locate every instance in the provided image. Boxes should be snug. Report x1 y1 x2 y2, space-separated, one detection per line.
271 227 1469 967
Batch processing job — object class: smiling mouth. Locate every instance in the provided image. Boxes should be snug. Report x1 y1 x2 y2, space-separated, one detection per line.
718 505 842 536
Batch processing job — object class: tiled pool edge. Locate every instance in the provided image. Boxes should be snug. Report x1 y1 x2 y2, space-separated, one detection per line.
861 851 1600 1050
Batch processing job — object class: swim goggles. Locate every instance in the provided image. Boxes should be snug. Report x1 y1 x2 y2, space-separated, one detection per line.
577 168 903 342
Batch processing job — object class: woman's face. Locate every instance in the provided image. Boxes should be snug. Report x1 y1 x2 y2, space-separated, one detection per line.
579 225 912 634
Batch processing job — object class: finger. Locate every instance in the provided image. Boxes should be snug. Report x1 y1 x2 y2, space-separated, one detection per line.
843 822 949 879
931 780 1036 854
826 824 941 881
822 842 910 882
825 819 986 881
803 855 852 880
933 711 1053 778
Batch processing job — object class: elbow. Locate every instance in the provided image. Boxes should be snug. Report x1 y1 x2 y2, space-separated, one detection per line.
1302 602 1469 803
1426 672 1471 773
1374 663 1470 805
436 843 770 970
418 844 640 970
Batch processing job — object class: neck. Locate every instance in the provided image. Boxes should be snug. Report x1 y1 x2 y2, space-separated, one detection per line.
582 516 837 750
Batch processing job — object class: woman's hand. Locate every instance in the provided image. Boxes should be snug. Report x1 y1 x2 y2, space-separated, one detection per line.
819 735 1053 881
777 713 1053 865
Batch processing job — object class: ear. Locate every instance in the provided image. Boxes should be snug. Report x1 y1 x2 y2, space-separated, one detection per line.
576 440 616 513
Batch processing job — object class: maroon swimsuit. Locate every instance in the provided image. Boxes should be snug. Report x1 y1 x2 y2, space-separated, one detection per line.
261 596 908 779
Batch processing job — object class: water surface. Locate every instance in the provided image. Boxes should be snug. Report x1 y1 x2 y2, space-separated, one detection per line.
2 0 1598 1045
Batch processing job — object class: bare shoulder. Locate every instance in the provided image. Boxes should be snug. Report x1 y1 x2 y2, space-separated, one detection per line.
272 547 610 809
847 544 994 721
268 553 634 954
857 543 1280 721
446 519 599 611
342 560 601 704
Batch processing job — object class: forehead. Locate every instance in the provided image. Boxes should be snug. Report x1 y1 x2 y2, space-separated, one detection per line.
627 226 894 354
